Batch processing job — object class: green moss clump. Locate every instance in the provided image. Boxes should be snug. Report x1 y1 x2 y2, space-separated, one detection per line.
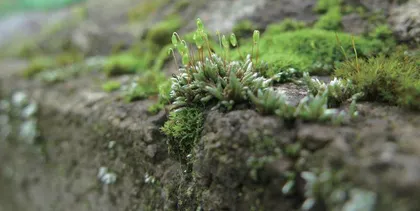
314 0 342 13
265 19 307 34
22 53 83 78
103 53 141 76
22 56 56 78
127 0 170 22
232 20 254 38
174 0 190 11
102 80 121 92
314 6 342 31
145 15 182 46
148 79 172 114
161 108 204 161
235 29 385 76
368 24 394 41
334 52 420 109
126 15 182 73
123 71 168 102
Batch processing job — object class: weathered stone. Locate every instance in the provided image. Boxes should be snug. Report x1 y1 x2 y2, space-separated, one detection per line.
389 1 420 44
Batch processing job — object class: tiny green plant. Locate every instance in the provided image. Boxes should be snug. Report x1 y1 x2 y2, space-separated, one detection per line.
161 107 204 161
166 18 360 124
334 51 420 109
169 18 270 111
102 80 121 93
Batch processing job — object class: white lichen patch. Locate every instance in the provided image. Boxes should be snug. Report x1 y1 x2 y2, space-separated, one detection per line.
19 120 38 144
11 91 29 108
97 166 117 185
144 172 156 184
342 189 377 211
108 141 116 149
21 102 38 119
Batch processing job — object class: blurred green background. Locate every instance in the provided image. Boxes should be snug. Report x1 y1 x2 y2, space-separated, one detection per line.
0 0 85 16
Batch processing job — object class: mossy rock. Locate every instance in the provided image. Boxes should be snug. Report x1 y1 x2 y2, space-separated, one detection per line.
103 53 142 76
235 28 387 76
335 51 420 109
161 108 204 162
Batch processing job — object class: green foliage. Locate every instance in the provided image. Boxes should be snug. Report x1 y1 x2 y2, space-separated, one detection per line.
334 52 420 109
146 15 182 46
249 88 290 115
126 15 182 73
170 54 272 110
232 20 254 37
123 71 168 102
22 56 57 78
303 72 359 107
166 18 360 124
314 6 342 31
368 24 393 41
22 53 83 78
102 80 121 92
293 91 346 123
161 108 204 161
234 29 385 76
103 53 141 76
148 80 172 114
314 0 342 13
127 0 170 22
37 56 106 84
168 19 270 110
248 87 355 123
265 19 307 34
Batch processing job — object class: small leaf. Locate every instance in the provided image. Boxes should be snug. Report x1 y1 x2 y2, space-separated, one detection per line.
253 30 260 44
230 33 237 47
172 33 179 47
222 35 229 49
196 18 204 31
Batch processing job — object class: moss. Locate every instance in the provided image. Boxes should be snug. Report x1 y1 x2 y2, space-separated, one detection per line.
126 15 182 73
314 0 342 13
148 79 172 114
38 57 106 84
22 56 57 78
103 53 141 76
314 6 342 31
123 71 168 102
235 29 386 76
334 51 420 109
127 0 170 22
102 81 121 93
22 53 83 78
232 20 254 38
146 15 182 47
264 19 307 34
161 108 204 161
368 24 394 41
174 0 190 11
